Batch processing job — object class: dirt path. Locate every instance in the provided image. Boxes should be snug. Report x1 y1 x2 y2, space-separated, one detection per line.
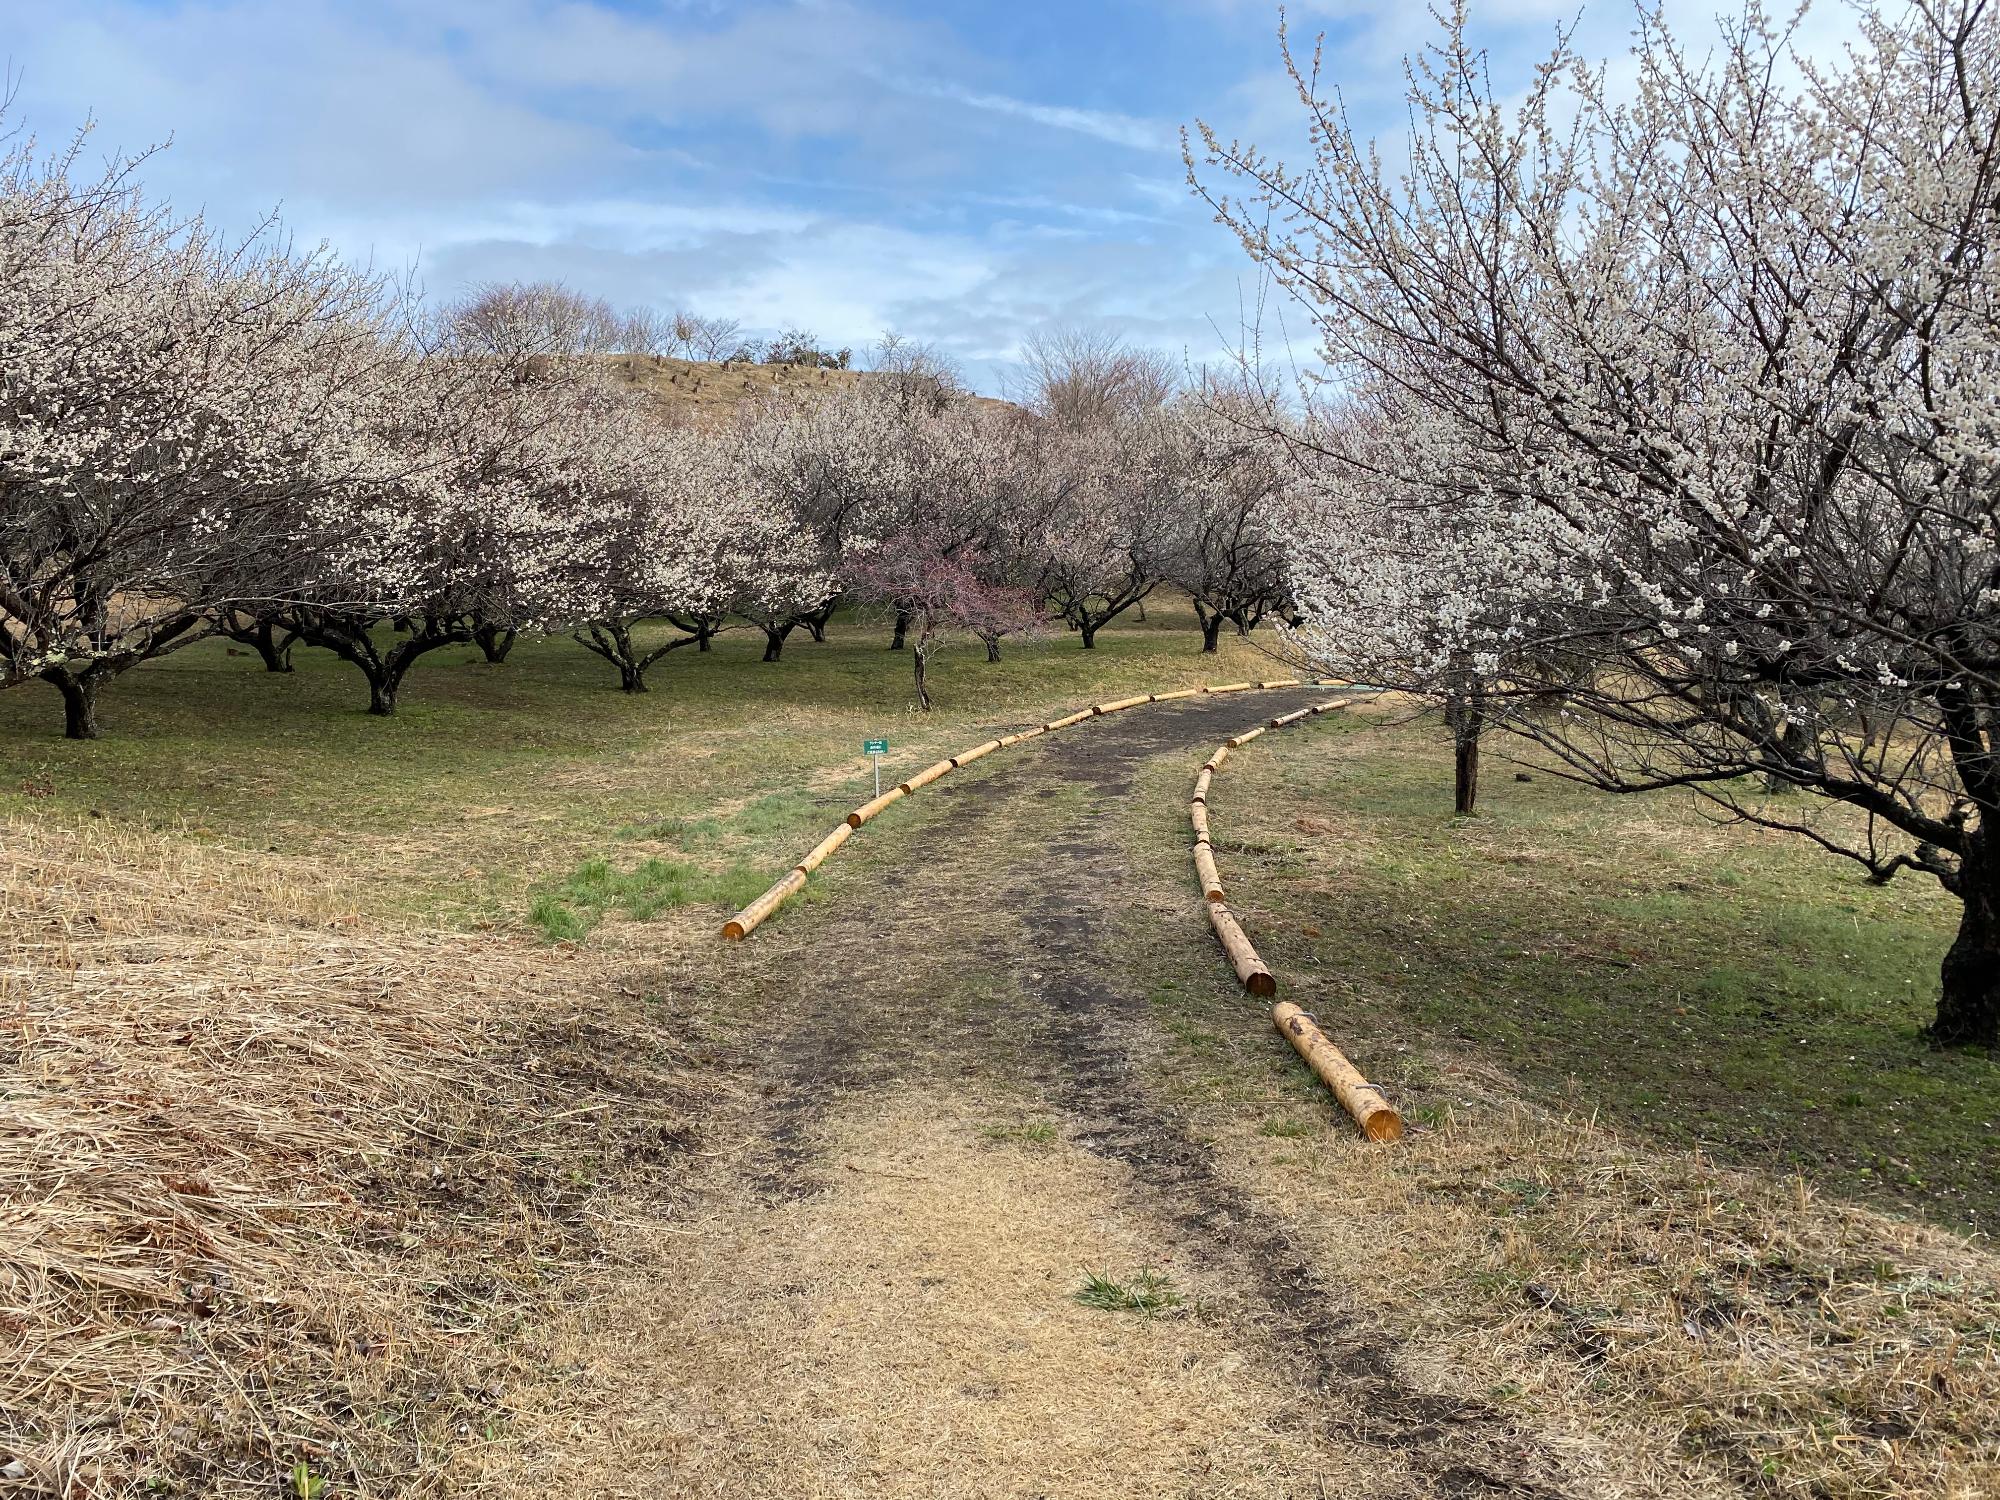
502 695 1591 1498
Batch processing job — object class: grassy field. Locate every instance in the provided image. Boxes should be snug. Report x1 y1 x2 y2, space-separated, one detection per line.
1152 709 1999 1232
3 607 1991 1229
0 605 1256 928
8 602 2000 1496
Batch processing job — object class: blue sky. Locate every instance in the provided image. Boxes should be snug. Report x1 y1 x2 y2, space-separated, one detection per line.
6 0 1782 393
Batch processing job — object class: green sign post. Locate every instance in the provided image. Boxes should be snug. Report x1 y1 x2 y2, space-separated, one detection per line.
864 738 889 797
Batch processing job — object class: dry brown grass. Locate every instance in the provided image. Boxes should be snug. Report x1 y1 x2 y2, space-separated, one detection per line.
1209 1088 2000 1497
0 818 715 1497
486 1083 1422 1499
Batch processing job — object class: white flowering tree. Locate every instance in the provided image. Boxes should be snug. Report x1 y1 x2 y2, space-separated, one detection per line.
1195 0 2000 1043
1024 417 1176 649
274 347 639 714
0 127 391 737
1166 388 1295 652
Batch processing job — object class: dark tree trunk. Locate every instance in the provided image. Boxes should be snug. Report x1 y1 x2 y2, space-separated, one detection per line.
42 666 103 741
575 618 697 692
1936 848 2000 1047
1200 613 1224 653
222 617 296 672
983 634 1002 663
1135 599 1146 622
803 598 837 643
913 645 931 711
762 621 796 663
474 623 517 664
1079 620 1098 650
890 607 911 651
1446 693 1484 816
286 611 466 716
251 623 296 673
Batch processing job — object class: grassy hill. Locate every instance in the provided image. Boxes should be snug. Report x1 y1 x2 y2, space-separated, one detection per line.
599 352 1013 422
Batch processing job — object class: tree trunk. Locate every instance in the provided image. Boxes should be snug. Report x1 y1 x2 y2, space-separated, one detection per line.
983 634 1002 663
43 666 102 740
803 599 837 643
1447 693 1484 816
1200 613 1224 653
1936 850 2000 1047
366 673 398 717
1454 725 1481 816
890 607 911 651
620 663 650 693
762 621 795 663
244 620 295 672
1079 621 1098 650
218 614 296 671
913 644 931 711
474 623 517 664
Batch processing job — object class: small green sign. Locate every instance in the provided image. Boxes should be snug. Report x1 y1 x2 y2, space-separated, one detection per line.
864 738 889 755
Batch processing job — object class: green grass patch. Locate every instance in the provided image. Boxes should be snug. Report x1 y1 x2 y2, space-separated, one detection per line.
1073 1269 1183 1315
980 1119 1060 1146
528 855 772 942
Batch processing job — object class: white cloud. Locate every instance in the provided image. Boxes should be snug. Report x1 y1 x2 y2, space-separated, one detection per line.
906 81 1176 152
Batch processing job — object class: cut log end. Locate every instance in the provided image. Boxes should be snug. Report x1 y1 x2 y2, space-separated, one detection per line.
1273 1001 1401 1143
1245 968 1277 998
1361 1107 1406 1143
722 919 748 942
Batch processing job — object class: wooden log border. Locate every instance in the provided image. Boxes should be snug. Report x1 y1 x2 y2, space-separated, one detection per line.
722 679 1349 941
1191 695 1405 1143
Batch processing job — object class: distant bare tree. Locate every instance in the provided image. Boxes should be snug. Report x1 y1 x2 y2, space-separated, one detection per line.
618 306 673 357
445 281 622 358
869 332 966 414
1018 325 1178 429
676 311 743 362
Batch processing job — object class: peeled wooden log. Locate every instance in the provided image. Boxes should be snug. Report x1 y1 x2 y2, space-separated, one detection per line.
1205 745 1230 772
1269 707 1312 729
847 787 907 827
795 823 853 874
1192 841 1225 903
723 869 807 941
1226 726 1266 749
1189 801 1210 841
1094 694 1151 714
1045 709 1093 731
1308 698 1351 716
1273 1002 1403 1142
900 758 954 794
1205 681 1253 694
1206 901 1276 997
951 740 1002 768
1152 687 1200 702
1259 678 1302 689
1192 767 1213 803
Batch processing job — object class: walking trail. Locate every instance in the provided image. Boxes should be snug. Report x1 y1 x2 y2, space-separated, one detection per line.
500 692 1590 1499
